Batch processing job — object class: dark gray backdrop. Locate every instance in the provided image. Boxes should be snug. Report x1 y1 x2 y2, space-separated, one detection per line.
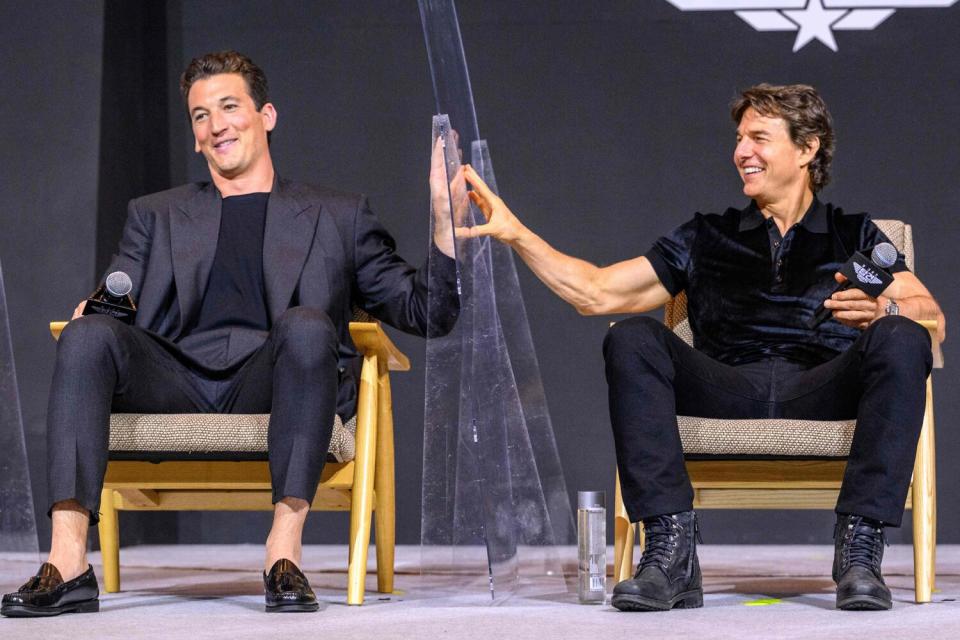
2 1 956 548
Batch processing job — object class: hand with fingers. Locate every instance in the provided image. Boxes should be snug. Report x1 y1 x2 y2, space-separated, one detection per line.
823 272 886 330
71 300 86 321
429 136 470 258
460 164 527 245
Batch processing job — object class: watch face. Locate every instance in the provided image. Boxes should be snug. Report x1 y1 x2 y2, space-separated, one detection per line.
886 300 900 316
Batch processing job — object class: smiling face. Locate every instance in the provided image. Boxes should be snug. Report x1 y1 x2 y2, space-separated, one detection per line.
734 107 818 207
188 73 276 182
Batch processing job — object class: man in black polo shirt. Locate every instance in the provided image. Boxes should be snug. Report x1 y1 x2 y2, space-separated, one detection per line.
460 83 944 611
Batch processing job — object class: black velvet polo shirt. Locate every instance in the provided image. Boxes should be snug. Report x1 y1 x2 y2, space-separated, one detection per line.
645 198 908 367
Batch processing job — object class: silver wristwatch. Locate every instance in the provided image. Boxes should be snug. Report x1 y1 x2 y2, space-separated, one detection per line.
885 298 900 316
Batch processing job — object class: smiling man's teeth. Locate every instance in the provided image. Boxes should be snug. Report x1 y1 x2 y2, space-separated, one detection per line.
744 167 764 175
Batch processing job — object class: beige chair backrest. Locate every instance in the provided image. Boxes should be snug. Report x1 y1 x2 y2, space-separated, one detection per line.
664 220 913 344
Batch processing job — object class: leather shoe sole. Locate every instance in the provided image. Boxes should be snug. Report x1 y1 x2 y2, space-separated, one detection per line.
265 600 320 613
837 593 892 611
1 598 99 617
611 589 703 612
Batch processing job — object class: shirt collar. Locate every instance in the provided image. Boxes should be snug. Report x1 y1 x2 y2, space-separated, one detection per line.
738 197 827 233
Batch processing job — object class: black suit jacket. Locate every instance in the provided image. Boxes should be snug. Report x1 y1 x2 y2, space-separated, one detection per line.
104 176 458 418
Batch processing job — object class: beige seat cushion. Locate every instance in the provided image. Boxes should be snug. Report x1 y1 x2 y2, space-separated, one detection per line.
108 413 357 463
678 416 855 457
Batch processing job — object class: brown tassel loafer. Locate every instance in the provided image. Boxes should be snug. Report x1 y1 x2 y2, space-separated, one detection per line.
263 559 319 613
1 563 99 617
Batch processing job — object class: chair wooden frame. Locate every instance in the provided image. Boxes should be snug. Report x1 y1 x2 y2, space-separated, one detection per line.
614 324 938 603
611 219 941 604
50 320 408 605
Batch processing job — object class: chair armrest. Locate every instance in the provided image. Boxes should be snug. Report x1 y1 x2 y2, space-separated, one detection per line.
52 319 411 372
50 321 67 341
917 320 943 369
349 322 410 372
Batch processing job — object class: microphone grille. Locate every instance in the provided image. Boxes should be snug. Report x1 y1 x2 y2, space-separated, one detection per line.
871 242 898 269
105 271 133 297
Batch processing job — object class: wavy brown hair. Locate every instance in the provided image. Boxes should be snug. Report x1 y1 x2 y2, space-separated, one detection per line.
731 83 835 192
180 50 269 112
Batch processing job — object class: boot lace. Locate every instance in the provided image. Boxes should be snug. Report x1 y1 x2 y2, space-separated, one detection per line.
836 517 887 572
636 515 700 574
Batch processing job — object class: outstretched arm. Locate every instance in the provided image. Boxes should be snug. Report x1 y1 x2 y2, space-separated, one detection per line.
461 165 671 316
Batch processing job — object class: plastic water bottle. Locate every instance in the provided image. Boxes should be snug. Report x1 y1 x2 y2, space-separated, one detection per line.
577 490 606 603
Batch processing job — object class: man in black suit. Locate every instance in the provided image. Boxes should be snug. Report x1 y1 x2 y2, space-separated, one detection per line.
2 50 459 617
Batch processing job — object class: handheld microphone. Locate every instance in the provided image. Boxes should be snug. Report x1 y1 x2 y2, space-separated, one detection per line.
82 271 137 324
810 242 897 329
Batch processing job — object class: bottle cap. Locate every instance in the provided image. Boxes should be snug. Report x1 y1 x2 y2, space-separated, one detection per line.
578 490 605 509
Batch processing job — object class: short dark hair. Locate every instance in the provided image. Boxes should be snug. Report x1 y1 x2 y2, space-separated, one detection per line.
180 50 269 112
731 83 835 192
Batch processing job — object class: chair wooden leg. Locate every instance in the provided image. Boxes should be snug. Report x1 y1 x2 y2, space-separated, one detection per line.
613 471 635 583
98 487 121 593
347 354 379 605
374 367 395 594
912 376 937 604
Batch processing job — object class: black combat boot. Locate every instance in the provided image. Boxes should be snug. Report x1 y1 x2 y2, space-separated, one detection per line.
611 510 703 611
833 513 892 610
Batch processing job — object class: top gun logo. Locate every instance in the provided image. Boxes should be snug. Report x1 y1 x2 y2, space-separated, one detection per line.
665 1 958 52
853 262 883 285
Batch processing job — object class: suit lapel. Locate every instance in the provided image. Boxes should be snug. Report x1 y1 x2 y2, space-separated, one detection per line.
170 183 221 332
263 178 321 321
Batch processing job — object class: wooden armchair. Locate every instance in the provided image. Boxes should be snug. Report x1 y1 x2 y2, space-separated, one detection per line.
613 220 942 603
50 319 408 605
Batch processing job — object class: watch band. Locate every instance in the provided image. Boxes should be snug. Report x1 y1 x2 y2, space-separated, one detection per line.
885 299 900 316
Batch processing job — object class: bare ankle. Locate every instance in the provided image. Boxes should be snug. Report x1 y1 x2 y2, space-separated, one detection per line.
264 497 308 571
264 539 302 572
48 500 91 580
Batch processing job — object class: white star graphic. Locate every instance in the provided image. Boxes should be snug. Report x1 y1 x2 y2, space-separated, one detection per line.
783 0 849 52
666 1 960 53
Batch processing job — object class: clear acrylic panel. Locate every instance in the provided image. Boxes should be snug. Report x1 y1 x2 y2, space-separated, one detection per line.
0 258 40 555
418 0 480 150
469 140 575 560
420 0 575 603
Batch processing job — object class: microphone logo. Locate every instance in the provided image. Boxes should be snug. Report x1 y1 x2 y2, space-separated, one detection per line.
853 262 883 285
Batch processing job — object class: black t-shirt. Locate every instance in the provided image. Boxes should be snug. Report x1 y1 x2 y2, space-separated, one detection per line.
644 198 908 367
192 192 271 335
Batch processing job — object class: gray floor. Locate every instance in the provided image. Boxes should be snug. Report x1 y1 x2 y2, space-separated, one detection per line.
2 544 959 639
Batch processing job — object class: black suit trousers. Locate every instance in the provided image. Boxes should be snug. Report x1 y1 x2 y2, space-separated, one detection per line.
603 315 933 527
46 307 340 523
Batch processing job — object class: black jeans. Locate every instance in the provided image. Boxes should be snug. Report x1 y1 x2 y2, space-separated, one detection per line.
603 315 932 527
46 307 340 523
